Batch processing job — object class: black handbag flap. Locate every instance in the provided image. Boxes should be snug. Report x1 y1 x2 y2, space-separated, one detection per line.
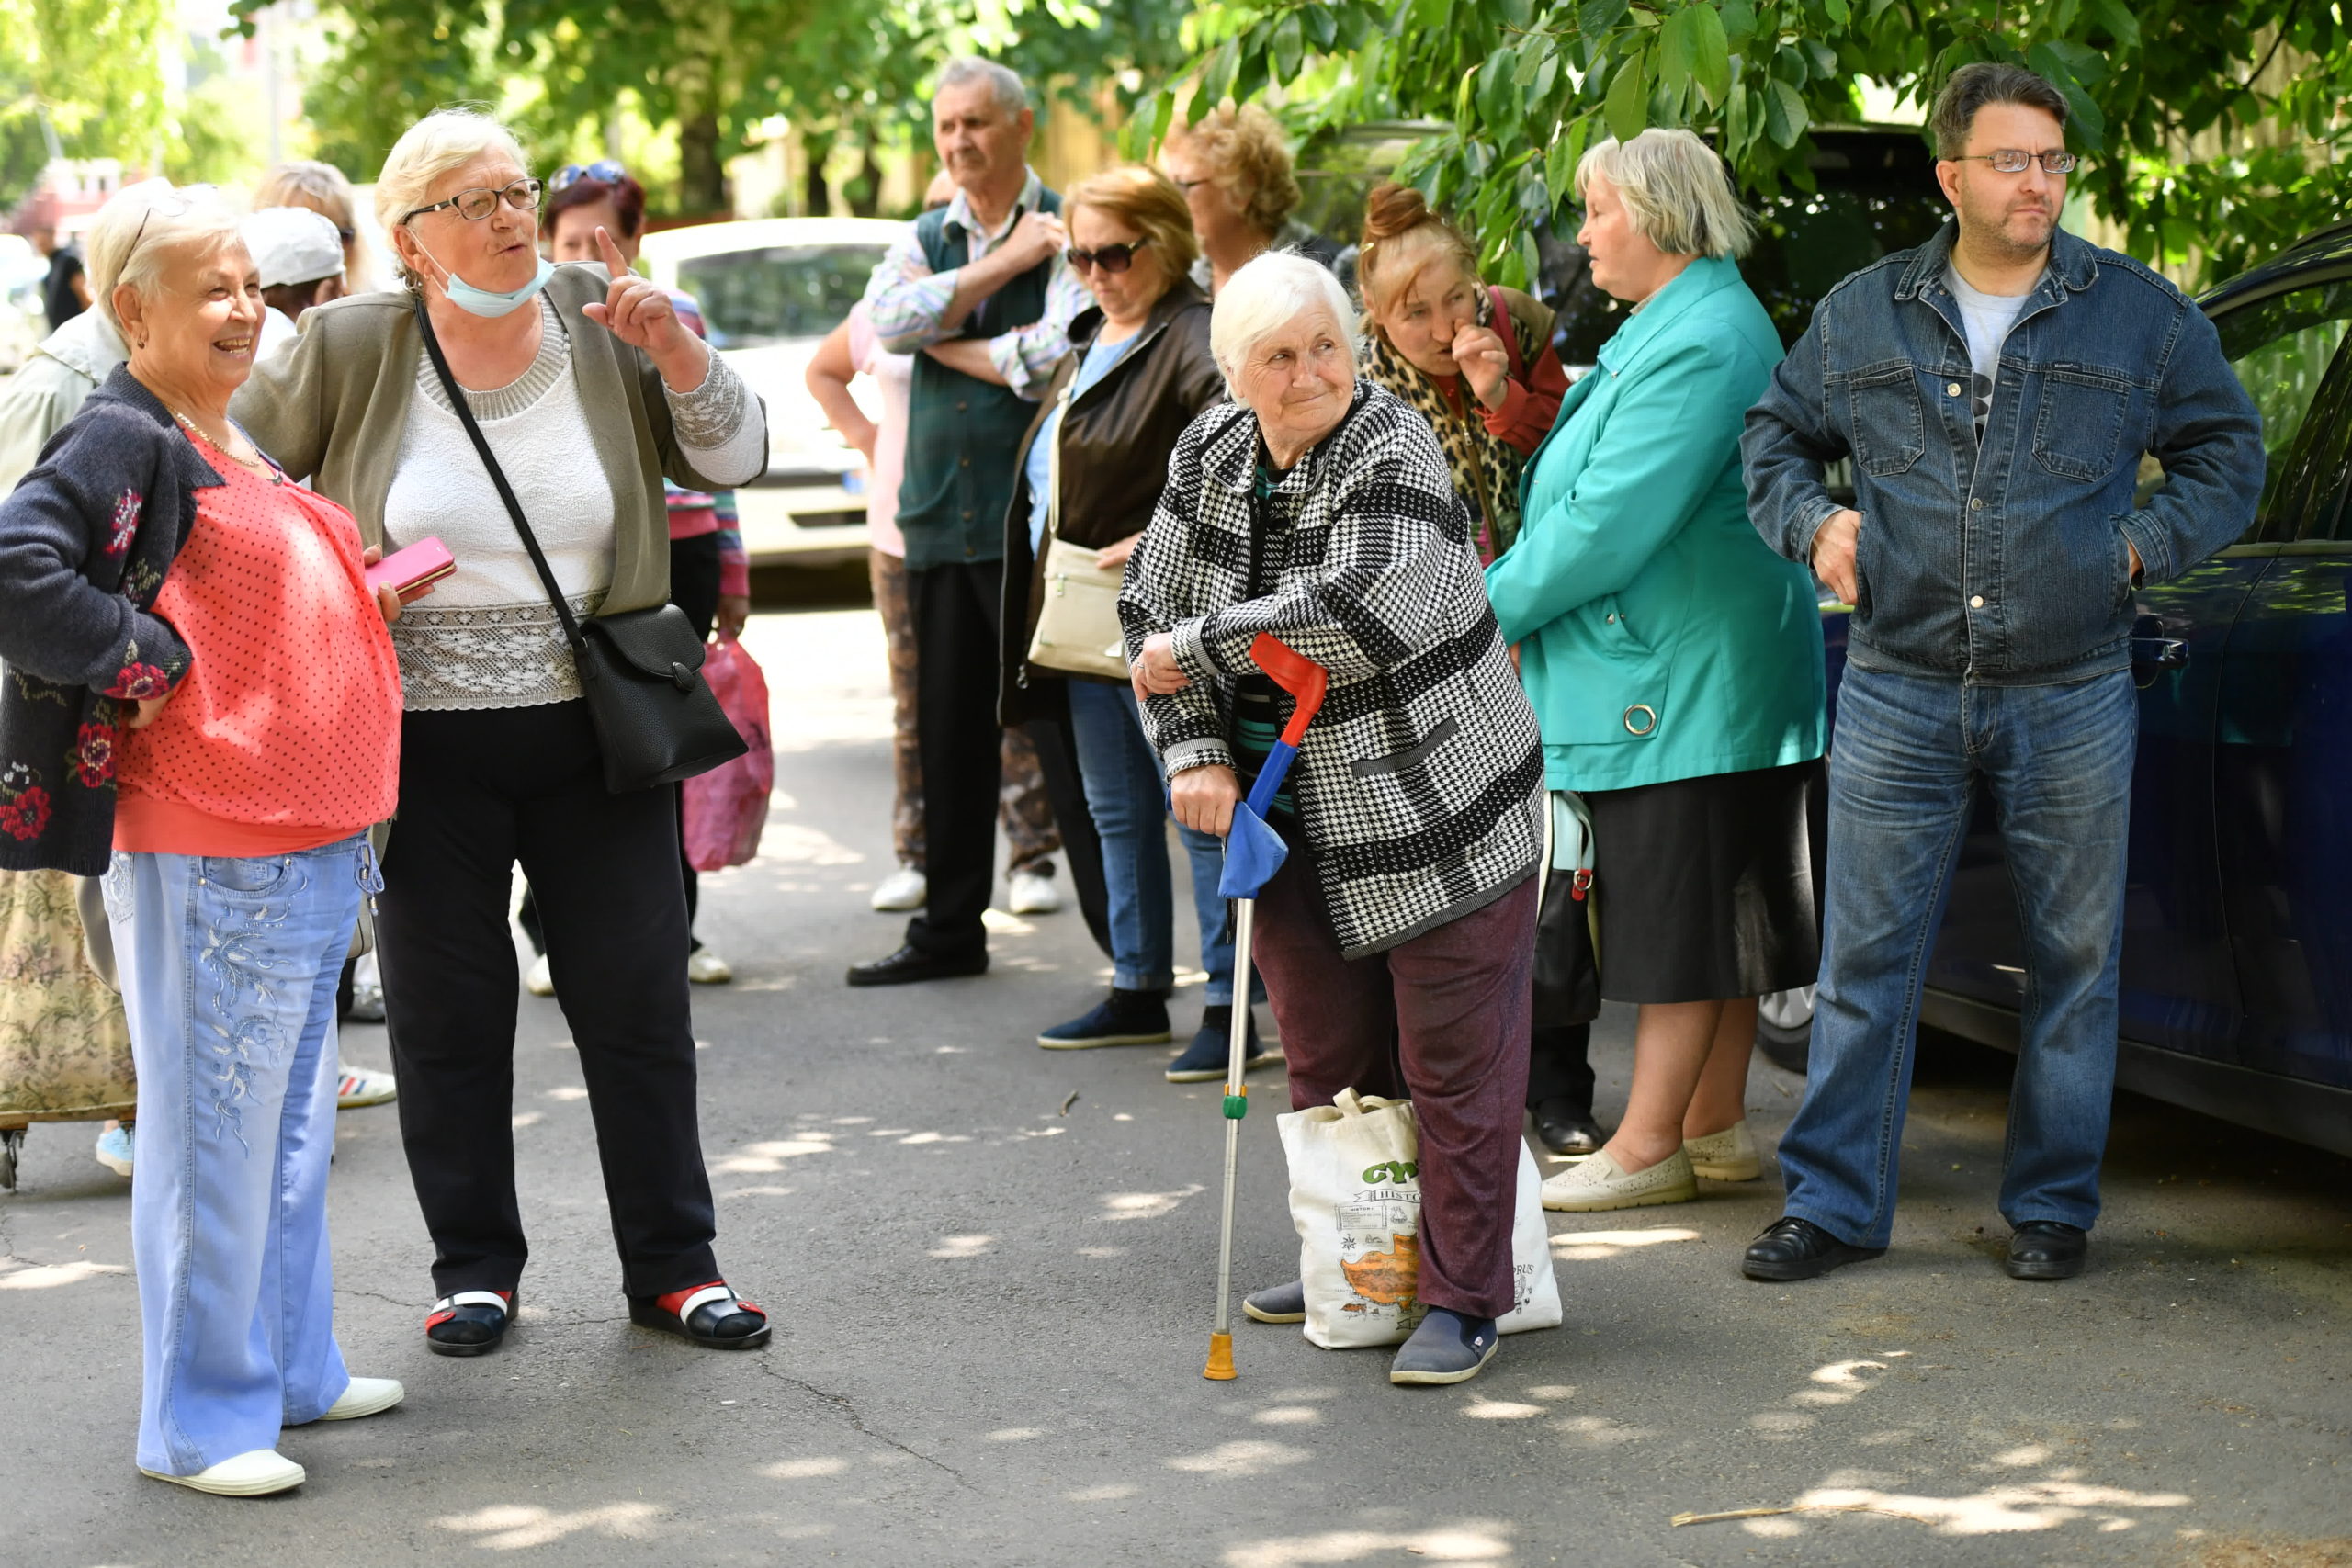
582 604 707 683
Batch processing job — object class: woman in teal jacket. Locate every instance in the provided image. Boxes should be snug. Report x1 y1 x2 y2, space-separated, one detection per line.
1485 129 1825 1215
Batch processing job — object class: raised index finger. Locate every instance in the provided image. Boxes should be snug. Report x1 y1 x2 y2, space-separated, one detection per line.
594 224 629 277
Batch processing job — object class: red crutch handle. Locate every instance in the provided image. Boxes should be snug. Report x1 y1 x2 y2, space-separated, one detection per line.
1249 633 1328 749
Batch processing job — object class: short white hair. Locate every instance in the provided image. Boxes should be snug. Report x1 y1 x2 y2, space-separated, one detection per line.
935 57 1029 116
1209 251 1359 399
375 107 531 284
1575 129 1754 261
85 179 245 334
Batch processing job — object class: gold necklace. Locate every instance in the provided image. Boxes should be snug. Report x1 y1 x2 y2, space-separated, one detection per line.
168 406 281 484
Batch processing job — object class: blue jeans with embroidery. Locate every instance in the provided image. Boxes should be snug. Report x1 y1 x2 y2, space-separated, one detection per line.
104 832 377 1476
1066 680 1237 1003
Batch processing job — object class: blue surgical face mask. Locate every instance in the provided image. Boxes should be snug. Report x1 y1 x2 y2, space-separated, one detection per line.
422 240 555 318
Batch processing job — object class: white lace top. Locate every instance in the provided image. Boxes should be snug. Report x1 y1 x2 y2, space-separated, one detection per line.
381 297 763 711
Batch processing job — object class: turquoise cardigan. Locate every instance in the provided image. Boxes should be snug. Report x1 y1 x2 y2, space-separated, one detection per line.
1485 255 1825 793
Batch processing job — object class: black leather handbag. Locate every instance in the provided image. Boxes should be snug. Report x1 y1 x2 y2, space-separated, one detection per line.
413 297 748 793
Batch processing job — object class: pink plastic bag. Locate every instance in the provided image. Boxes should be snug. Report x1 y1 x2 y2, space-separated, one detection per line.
682 632 773 872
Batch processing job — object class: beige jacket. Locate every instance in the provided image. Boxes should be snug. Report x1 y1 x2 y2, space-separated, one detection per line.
232 265 746 616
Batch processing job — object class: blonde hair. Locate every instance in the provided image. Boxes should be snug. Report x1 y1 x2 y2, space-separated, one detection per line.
254 160 356 238
1209 250 1358 400
1575 129 1753 260
1355 182 1481 318
85 180 245 335
1165 102 1301 239
1065 164 1200 285
375 108 531 285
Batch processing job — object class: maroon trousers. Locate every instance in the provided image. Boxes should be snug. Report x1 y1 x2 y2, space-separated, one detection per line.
1252 853 1538 1319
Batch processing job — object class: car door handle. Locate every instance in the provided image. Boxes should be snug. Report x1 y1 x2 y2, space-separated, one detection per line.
2132 637 2188 670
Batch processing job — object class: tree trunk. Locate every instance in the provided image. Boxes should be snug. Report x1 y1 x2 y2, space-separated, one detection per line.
848 133 881 217
802 130 833 217
680 109 728 218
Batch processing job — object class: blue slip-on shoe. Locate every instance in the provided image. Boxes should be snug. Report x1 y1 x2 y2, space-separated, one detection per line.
1389 1308 1499 1386
1165 1005 1279 1082
1037 989 1172 1049
1242 1280 1306 1324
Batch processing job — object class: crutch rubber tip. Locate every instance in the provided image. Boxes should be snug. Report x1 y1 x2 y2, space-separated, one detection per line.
1204 1331 1237 1381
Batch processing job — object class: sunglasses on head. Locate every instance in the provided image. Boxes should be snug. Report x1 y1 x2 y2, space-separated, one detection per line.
1065 236 1152 275
551 160 628 193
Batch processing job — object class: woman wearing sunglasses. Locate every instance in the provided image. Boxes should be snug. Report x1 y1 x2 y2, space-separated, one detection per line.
998 166 1265 1082
232 108 774 1361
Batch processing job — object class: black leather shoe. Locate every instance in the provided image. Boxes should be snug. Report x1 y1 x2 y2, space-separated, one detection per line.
1741 1217 1886 1281
845 945 988 987
2006 1221 2088 1280
1532 1097 1603 1156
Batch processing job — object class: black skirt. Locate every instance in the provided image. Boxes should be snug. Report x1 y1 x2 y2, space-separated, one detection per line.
1583 759 1821 1004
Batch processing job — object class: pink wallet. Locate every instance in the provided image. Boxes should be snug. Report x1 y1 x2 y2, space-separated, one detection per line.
366 536 456 601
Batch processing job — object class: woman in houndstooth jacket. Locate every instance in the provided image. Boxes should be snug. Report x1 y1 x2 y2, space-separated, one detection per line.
1121 251 1544 1389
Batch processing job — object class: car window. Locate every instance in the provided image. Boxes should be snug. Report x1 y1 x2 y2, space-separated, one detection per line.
677 244 888 350
2203 279 2352 541
2267 331 2352 541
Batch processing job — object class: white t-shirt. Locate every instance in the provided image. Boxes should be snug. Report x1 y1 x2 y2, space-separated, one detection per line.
1945 265 2038 440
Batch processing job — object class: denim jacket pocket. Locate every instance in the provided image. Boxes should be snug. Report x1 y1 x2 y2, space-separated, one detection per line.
2033 367 2132 481
1847 364 1927 477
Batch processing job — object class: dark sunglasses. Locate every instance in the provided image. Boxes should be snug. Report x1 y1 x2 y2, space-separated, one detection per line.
551 160 628 193
1065 236 1153 275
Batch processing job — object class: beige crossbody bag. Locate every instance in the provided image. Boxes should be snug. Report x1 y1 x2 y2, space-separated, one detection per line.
1023 378 1133 682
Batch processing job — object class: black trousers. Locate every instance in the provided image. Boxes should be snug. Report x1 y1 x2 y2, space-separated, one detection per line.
905 559 1004 958
1528 1022 1595 1112
517 533 722 954
379 699 719 1299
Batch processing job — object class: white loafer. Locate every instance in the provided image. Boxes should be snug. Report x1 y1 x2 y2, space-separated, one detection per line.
686 947 733 985
1540 1146 1699 1212
524 953 556 997
318 1375 405 1422
141 1449 305 1496
870 865 926 912
1683 1118 1762 1181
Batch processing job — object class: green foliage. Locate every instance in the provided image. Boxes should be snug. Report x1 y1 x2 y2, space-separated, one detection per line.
1146 0 2352 290
0 0 175 209
254 0 1194 218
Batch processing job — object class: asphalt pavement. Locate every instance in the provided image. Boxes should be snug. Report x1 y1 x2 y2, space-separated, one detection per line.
3 606 2346 1568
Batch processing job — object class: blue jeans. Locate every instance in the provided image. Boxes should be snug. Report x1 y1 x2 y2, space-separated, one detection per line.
103 833 376 1476
1779 667 2135 1247
1066 680 1235 1003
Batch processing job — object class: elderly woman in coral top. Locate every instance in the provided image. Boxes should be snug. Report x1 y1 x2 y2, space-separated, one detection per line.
0 183 411 1497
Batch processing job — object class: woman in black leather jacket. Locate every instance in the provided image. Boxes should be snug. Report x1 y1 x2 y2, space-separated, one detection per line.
997 165 1253 1082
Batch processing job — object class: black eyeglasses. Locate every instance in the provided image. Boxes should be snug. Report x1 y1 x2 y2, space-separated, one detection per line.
1951 149 2078 175
403 179 544 224
1065 237 1153 275
551 160 628 193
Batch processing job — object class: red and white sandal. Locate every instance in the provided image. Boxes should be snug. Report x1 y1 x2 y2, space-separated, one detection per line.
628 1280 770 1349
425 1289 515 1358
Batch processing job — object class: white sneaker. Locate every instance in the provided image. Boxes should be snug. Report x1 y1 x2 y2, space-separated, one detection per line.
1008 868 1061 915
335 1066 397 1110
871 864 926 912
1540 1146 1698 1213
525 953 556 997
345 950 385 1021
141 1449 305 1496
686 947 733 985
1683 1118 1762 1181
95 1122 135 1176
317 1376 404 1423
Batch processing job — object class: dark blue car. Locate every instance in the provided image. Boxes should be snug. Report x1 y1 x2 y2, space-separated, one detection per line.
1768 220 2352 1157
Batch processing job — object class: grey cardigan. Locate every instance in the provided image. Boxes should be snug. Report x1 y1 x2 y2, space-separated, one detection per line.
231 265 750 617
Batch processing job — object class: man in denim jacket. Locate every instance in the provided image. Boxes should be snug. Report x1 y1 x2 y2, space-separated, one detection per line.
1740 63 2263 1284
